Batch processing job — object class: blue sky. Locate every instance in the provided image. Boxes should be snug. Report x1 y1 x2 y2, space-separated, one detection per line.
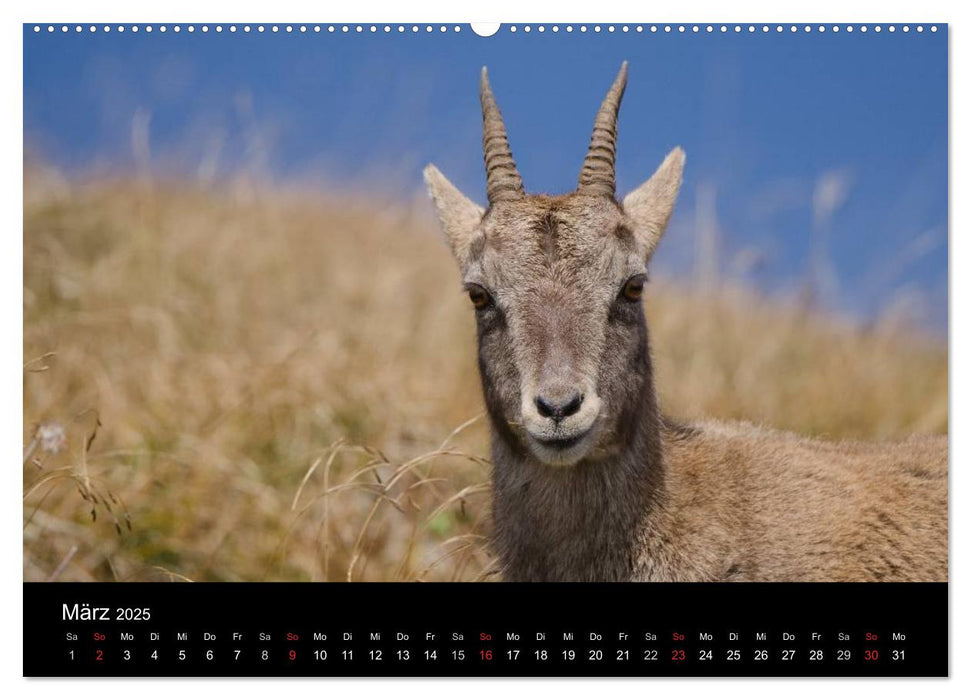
23 25 948 329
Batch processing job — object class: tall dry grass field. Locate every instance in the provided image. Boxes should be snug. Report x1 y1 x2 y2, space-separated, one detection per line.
23 164 947 582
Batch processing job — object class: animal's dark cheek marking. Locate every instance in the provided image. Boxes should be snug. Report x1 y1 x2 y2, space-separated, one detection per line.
475 307 506 337
607 298 644 327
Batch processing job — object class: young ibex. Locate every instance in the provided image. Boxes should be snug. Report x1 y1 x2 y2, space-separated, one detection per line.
424 63 947 582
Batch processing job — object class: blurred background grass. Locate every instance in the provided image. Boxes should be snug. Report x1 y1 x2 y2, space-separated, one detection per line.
23 161 947 582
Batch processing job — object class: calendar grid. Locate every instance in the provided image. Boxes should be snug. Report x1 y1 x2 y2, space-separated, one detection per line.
24 582 947 677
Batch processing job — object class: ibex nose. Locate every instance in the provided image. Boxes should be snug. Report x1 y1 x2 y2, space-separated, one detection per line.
534 392 584 421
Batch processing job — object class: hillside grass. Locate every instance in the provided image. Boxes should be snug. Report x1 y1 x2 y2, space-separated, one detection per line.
23 167 947 582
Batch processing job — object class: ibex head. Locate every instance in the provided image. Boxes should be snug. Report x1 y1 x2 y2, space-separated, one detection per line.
425 63 684 466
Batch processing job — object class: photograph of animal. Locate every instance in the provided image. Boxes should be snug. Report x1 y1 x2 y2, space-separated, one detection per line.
424 63 948 582
24 28 946 584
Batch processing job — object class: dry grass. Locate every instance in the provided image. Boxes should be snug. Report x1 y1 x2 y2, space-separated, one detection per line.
23 164 947 582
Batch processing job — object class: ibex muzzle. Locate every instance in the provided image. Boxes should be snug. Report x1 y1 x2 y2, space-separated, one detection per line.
517 283 604 465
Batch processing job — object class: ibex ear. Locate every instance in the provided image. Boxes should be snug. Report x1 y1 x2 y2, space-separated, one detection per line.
423 164 485 266
622 147 685 260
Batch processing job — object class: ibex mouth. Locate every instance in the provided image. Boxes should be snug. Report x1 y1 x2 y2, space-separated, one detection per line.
525 425 598 466
533 432 588 451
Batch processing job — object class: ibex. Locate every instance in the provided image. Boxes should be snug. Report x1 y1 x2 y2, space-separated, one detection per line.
423 63 947 582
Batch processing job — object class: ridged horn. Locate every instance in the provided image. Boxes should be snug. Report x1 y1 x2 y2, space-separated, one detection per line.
480 67 524 203
577 61 628 198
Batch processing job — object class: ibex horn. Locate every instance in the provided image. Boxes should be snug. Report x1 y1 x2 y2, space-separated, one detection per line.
480 67 525 203
577 61 628 198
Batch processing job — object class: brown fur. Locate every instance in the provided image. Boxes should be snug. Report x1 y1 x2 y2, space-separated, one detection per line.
424 66 948 582
646 421 947 582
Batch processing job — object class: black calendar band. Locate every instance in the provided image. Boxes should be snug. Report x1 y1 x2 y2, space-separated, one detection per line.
24 582 947 677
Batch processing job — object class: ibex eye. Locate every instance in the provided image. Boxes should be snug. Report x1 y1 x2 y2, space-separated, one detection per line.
466 284 492 310
622 275 646 301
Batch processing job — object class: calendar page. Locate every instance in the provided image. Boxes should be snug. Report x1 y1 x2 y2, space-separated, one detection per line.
22 19 948 678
